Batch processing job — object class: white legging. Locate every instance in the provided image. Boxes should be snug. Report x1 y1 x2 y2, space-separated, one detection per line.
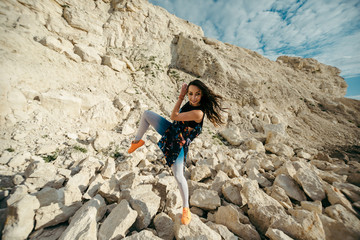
135 110 189 208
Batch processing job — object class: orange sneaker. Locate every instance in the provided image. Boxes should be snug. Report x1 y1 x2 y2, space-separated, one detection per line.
181 207 191 225
127 140 145 153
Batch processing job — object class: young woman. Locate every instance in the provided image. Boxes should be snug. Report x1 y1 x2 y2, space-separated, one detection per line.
128 79 224 225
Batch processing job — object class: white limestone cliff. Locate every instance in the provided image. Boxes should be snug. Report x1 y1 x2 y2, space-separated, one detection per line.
0 0 359 239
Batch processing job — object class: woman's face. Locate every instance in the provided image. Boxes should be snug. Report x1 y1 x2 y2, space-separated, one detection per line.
188 85 202 106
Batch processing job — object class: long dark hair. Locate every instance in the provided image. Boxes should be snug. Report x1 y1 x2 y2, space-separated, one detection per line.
188 79 225 126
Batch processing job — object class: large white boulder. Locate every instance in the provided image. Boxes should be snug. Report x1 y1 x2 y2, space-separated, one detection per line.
191 165 212 182
324 204 360 236
83 174 106 200
35 186 82 230
214 204 260 240
98 175 121 203
102 55 126 72
6 185 28 206
268 185 293 209
221 180 243 206
210 170 230 194
174 213 222 240
122 230 163 240
2 195 40 240
241 179 287 233
74 43 102 64
219 125 241 146
324 183 357 215
190 189 221 210
59 194 106 240
319 214 359 240
98 199 138 240
63 6 104 35
243 138 265 152
40 91 82 117
288 209 326 240
206 221 239 240
273 174 307 202
25 161 65 190
293 167 325 201
66 167 94 193
153 212 174 240
176 34 207 77
101 158 116 179
265 143 294 157
265 228 294 240
125 184 161 230
7 151 31 168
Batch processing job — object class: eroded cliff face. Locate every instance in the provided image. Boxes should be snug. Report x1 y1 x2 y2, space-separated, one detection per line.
0 0 359 240
1 0 357 150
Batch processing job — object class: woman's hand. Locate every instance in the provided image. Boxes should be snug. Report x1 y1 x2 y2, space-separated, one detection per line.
179 83 188 100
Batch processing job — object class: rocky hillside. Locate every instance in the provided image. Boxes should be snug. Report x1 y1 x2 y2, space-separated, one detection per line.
0 0 359 239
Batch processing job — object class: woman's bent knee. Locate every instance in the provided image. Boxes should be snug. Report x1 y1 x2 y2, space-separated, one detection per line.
144 110 150 116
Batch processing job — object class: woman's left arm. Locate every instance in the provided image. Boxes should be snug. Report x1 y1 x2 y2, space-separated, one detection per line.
171 109 203 122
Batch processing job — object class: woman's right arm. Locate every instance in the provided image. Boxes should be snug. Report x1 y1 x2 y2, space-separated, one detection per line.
171 83 187 120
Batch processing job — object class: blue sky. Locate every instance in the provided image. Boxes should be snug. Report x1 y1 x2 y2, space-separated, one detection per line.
149 0 360 99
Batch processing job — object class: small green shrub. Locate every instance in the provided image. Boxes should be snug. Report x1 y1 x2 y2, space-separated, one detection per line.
73 145 87 153
43 153 58 163
212 134 224 145
112 151 122 159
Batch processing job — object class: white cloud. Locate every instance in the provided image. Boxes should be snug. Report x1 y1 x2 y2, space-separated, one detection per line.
346 95 360 100
314 32 360 78
149 0 360 81
201 21 220 40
